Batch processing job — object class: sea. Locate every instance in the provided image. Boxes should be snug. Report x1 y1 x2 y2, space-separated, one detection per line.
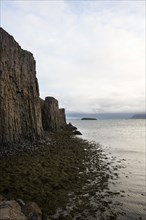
67 119 146 220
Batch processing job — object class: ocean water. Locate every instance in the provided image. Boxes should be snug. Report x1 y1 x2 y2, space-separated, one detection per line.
68 119 146 220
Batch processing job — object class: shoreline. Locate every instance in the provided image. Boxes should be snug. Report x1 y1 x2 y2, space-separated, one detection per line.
0 132 123 219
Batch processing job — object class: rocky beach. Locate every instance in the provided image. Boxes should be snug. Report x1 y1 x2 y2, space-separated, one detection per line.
0 131 124 220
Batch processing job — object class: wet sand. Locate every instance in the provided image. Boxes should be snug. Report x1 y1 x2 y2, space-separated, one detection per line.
0 132 125 219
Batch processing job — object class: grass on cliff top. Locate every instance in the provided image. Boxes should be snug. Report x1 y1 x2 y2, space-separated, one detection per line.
0 132 89 215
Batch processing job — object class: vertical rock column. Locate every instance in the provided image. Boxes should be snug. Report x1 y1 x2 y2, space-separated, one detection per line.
41 97 67 132
0 28 43 145
41 97 60 131
59 108 67 129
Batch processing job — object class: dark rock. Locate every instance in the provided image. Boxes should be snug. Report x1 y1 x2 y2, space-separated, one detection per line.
16 199 26 207
22 202 42 220
65 123 82 135
67 122 77 131
73 130 82 135
0 194 6 202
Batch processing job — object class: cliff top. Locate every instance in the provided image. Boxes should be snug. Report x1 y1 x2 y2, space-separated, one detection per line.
0 27 33 56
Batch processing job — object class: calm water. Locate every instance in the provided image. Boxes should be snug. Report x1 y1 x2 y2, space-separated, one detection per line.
68 119 146 219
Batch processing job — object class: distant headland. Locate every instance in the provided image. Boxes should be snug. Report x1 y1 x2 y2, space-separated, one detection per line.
131 114 146 119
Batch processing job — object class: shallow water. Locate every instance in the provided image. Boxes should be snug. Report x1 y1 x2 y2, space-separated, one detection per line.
68 119 146 219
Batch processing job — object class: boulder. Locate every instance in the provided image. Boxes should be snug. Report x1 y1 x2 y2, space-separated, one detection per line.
0 200 27 220
22 202 42 220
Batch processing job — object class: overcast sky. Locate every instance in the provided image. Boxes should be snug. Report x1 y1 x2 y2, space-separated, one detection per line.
1 0 145 115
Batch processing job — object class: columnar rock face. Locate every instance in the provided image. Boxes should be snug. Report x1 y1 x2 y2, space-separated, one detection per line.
59 108 67 129
0 28 43 145
0 28 69 146
41 97 67 131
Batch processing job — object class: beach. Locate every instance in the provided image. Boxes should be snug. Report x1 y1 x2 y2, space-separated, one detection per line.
0 131 125 219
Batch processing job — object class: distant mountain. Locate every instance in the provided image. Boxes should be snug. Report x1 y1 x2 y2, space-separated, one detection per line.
131 114 146 119
67 112 142 120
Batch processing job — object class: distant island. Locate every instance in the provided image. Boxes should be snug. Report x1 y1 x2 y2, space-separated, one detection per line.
131 114 146 119
81 118 97 120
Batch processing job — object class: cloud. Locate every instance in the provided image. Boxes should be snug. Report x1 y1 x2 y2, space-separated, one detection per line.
1 0 145 114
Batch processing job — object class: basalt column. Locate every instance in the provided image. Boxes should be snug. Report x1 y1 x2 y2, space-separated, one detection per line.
0 28 43 145
59 108 67 129
41 97 67 132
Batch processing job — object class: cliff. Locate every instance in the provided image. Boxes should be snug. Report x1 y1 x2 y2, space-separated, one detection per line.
41 97 67 132
0 28 68 146
0 28 43 145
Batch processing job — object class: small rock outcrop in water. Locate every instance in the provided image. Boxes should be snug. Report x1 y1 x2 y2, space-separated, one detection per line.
81 118 97 120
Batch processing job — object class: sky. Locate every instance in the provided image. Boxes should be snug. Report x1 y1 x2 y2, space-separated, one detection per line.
1 0 145 117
